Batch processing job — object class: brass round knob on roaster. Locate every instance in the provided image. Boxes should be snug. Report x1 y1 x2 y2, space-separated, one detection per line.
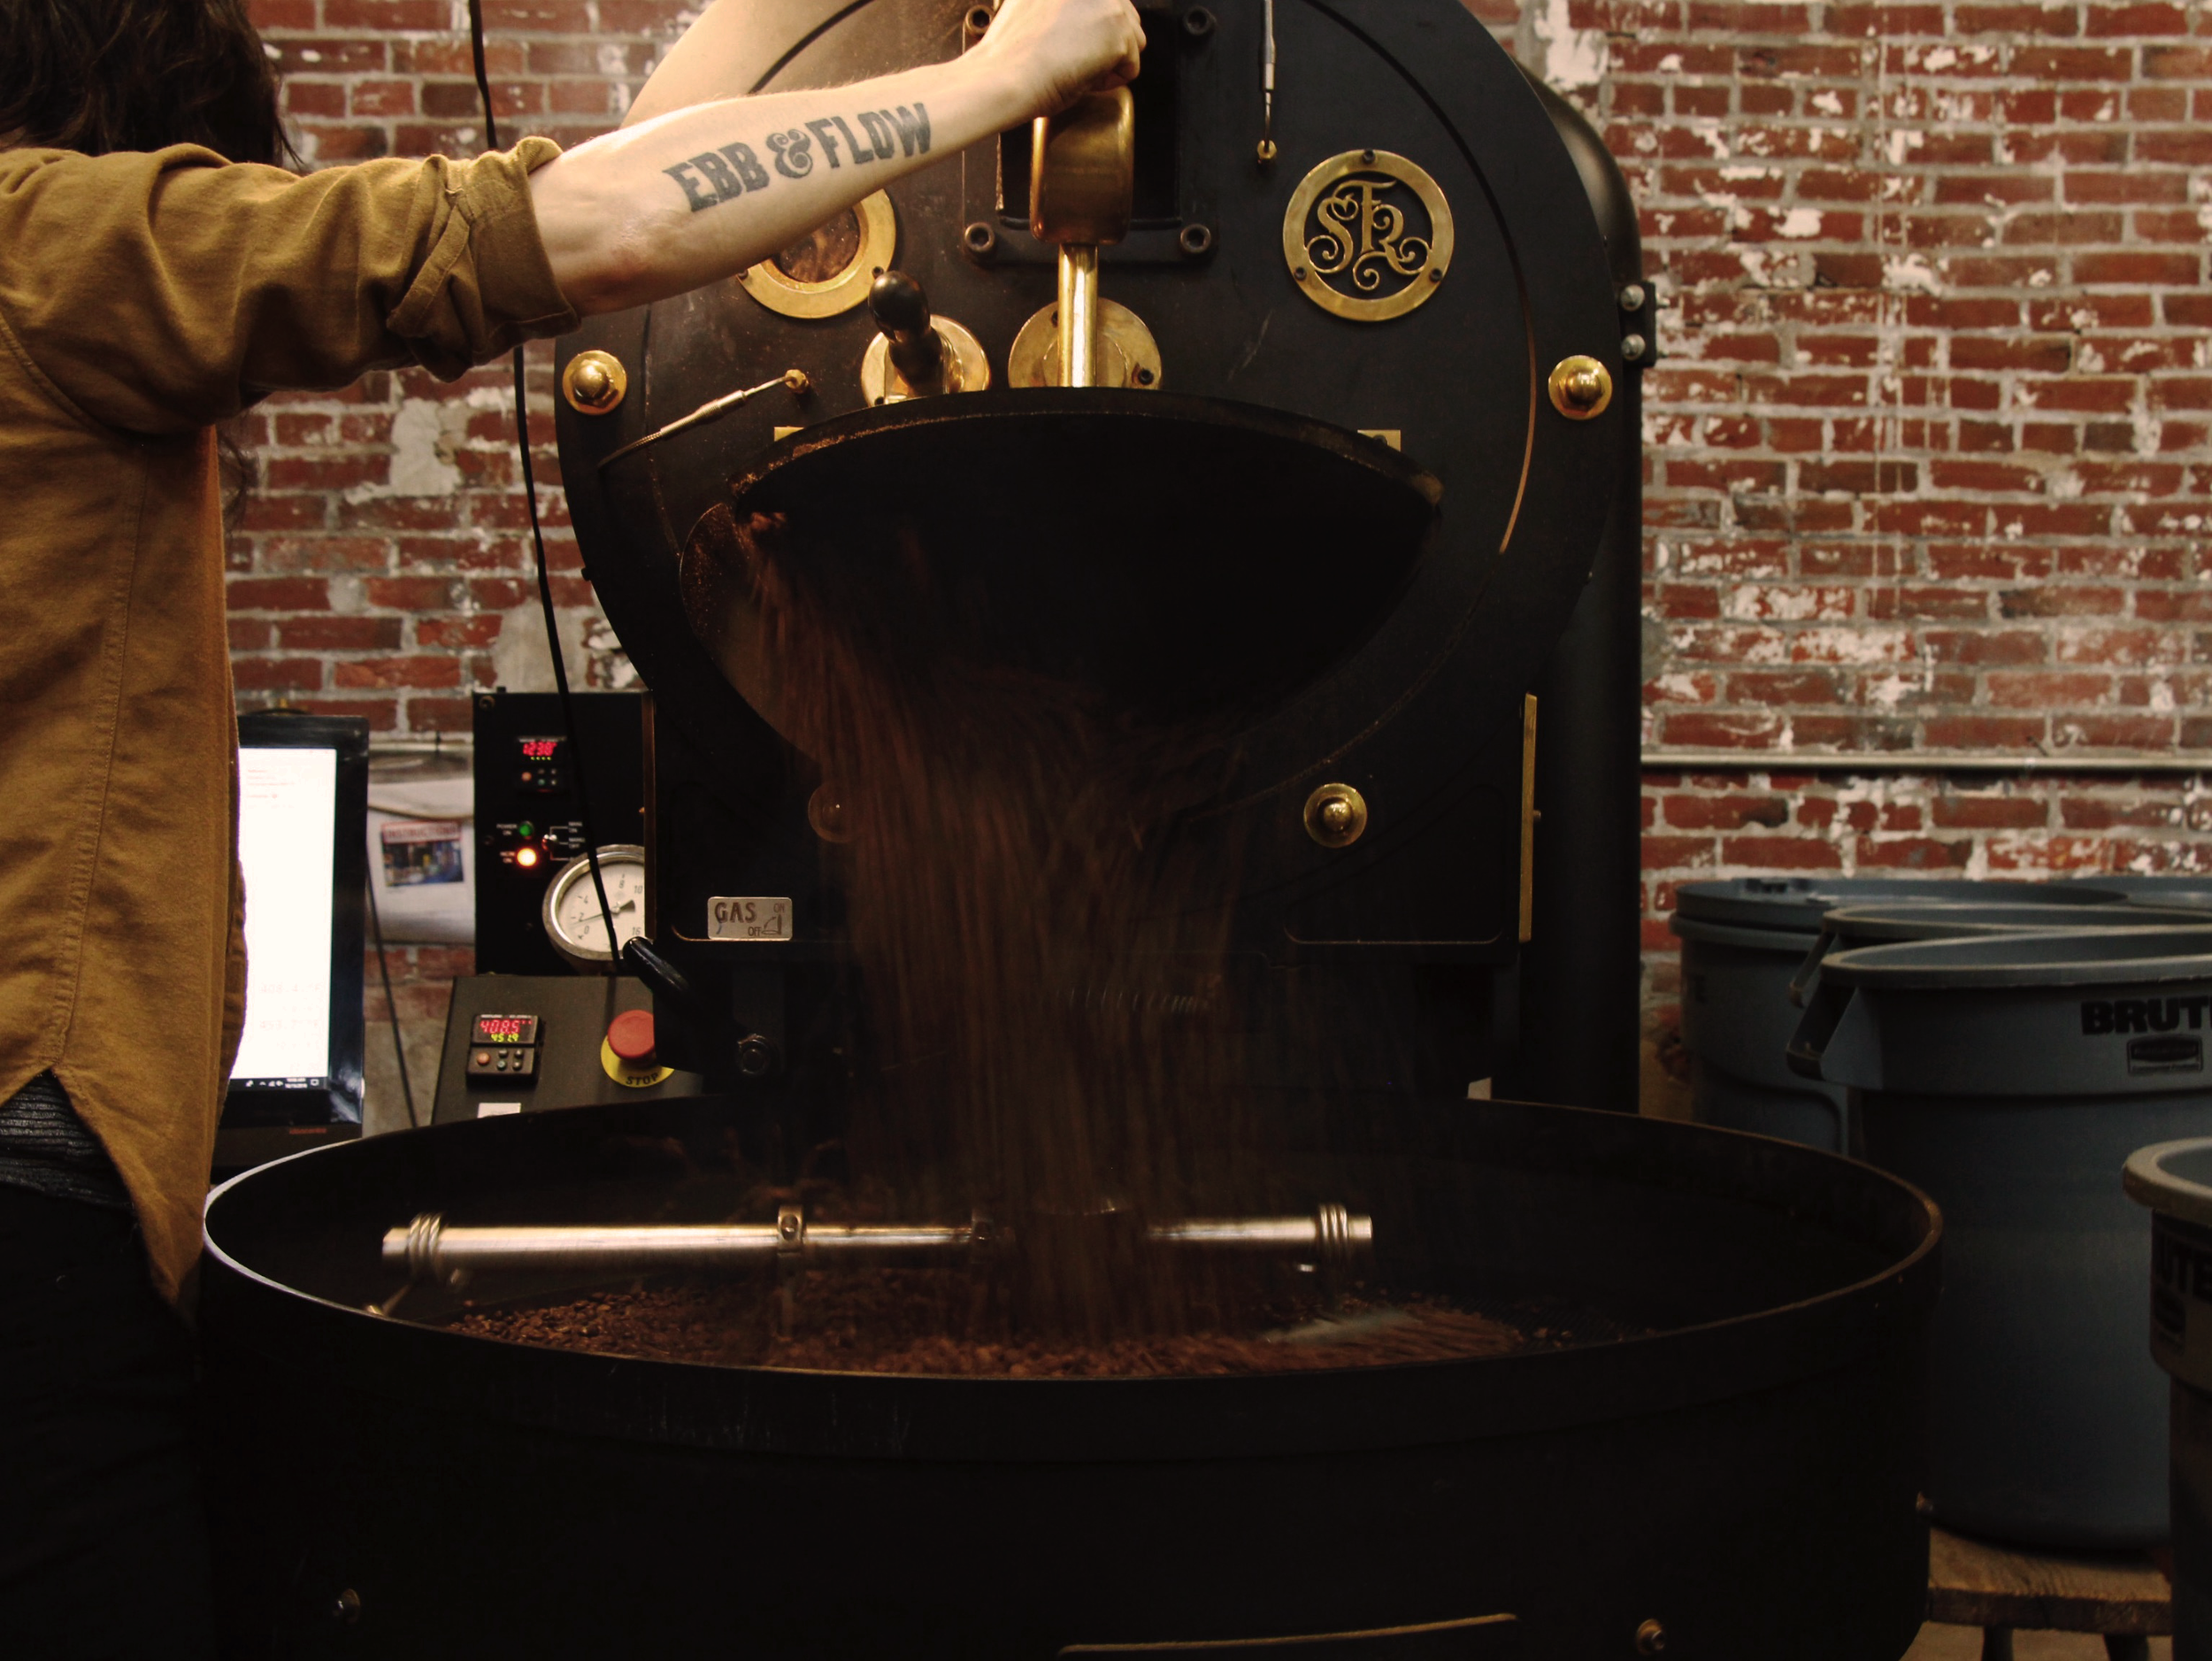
1302 782 1369 849
1548 355 1613 420
562 350 627 414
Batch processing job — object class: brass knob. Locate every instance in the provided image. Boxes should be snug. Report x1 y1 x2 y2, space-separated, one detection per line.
562 350 627 414
1302 782 1369 849
1548 355 1612 420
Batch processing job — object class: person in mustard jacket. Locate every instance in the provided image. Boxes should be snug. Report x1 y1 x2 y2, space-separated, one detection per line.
0 0 1142 1649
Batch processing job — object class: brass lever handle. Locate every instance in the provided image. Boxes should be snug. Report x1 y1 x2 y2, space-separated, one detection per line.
1029 88 1135 388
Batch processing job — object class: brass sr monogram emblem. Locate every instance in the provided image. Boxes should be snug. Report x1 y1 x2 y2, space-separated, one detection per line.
1281 150 1455 323
1310 179 1431 293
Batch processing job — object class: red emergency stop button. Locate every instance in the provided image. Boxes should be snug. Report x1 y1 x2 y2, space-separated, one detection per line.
606 1009 657 1067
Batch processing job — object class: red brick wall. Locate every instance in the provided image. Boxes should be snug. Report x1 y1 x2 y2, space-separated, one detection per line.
1564 0 2212 1061
227 0 2212 1113
231 0 680 730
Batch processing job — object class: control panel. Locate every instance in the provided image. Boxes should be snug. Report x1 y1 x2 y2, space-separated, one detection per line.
473 692 647 974
431 975 707 1124
464 1013 542 1084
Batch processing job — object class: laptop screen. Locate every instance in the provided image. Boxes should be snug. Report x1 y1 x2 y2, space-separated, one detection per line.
229 745 339 1089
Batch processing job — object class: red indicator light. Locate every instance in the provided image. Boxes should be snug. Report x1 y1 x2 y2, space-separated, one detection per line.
516 845 541 869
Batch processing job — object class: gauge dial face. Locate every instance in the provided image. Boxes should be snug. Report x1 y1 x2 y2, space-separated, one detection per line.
544 847 647 963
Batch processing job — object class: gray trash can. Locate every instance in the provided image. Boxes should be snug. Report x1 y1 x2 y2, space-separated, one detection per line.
1793 927 2212 1547
2124 1136 2212 1660
1671 878 2124 1152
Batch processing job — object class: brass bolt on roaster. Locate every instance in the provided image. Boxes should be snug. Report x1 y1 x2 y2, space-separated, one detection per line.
1303 782 1369 849
1548 355 1614 420
561 350 626 414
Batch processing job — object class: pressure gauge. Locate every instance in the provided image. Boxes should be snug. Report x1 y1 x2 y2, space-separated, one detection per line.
541 843 648 971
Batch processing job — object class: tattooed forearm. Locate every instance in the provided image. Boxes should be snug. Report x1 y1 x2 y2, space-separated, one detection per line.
663 103 932 213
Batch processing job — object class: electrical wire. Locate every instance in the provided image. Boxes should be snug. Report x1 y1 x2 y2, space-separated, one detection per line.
465 0 620 963
365 874 419 1130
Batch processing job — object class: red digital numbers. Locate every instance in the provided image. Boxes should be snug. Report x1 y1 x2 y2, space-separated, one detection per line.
519 738 561 760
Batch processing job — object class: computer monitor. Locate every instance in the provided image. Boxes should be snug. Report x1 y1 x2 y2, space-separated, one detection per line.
219 711 368 1168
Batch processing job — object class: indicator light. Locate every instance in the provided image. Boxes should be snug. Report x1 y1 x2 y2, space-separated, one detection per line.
516 845 541 869
517 821 535 840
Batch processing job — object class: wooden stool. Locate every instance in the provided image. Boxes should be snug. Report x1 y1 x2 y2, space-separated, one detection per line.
1927 1526 2170 1659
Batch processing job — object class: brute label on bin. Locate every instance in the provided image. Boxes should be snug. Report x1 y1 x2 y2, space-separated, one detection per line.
2082 996 2212 1034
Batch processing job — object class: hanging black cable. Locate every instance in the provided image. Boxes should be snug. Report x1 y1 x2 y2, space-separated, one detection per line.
365 873 419 1130
465 0 619 959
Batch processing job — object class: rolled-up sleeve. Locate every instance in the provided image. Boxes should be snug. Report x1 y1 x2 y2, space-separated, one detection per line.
0 138 579 435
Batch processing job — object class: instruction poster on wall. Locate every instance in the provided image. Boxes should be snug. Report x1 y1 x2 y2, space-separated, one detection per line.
381 819 465 888
367 753 474 943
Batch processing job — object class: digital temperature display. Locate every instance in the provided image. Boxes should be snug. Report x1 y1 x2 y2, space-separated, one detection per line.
517 736 566 793
471 1014 540 1046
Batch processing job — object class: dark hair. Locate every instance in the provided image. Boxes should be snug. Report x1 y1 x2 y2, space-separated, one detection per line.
0 0 295 165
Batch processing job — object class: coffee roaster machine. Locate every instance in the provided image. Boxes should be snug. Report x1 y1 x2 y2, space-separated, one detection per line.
565 0 1651 1112
201 3 1943 1656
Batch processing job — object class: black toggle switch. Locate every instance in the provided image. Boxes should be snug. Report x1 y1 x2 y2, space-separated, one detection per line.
868 270 945 391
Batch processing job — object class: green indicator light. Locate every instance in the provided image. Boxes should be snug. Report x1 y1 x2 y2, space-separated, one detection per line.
517 821 535 840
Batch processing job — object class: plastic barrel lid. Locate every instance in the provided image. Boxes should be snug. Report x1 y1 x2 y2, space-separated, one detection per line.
2070 873 2212 909
1816 901 2212 947
2125 1138 2212 1229
1674 875 2129 933
1667 912 1820 951
1818 926 2212 991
